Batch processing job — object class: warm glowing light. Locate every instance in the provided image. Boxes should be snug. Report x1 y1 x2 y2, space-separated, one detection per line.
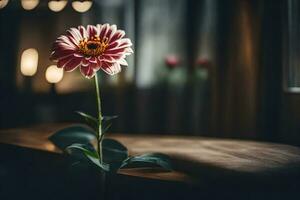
21 0 39 10
20 48 39 76
44 143 57 151
72 0 92 13
45 65 64 83
0 0 9 9
48 0 67 12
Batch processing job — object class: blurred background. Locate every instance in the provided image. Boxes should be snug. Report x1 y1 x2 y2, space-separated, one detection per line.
0 0 300 145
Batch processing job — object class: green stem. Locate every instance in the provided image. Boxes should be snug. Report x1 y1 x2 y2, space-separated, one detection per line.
94 72 103 164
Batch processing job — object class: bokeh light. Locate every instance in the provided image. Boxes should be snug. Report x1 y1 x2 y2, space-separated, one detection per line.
45 65 64 83
21 0 39 11
72 0 93 13
20 48 39 76
48 0 67 12
0 0 9 9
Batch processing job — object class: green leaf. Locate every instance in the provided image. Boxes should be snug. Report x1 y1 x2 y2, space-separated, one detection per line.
120 153 172 171
102 138 128 156
102 116 118 126
101 115 118 135
101 123 112 135
66 143 110 172
76 111 98 132
102 138 128 171
76 113 118 134
102 115 118 122
49 125 96 150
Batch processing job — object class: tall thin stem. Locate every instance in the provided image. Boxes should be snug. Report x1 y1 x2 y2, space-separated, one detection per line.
94 72 103 164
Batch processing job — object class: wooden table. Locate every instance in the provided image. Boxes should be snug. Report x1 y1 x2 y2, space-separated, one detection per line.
1 123 300 200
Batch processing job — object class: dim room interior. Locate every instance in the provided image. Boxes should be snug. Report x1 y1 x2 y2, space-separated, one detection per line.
0 0 300 199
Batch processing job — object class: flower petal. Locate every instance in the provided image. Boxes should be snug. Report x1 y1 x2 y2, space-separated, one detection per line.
87 25 98 37
106 41 119 50
67 28 83 44
53 41 76 51
110 30 125 43
74 53 84 58
106 38 132 52
106 25 117 41
80 66 96 78
57 55 74 68
118 38 133 48
101 62 121 75
85 57 96 63
118 58 128 66
56 35 77 48
50 49 77 61
82 58 89 67
78 25 87 38
123 48 134 56
90 62 101 71
99 55 115 63
104 47 127 55
50 24 133 78
64 57 82 72
99 23 109 40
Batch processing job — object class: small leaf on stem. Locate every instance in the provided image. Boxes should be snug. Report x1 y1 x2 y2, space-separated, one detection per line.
102 115 118 122
101 115 118 135
76 111 99 132
66 143 110 172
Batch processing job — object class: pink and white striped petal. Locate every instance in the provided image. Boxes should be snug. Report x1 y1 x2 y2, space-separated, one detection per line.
64 58 82 72
101 62 121 75
80 66 95 78
50 24 133 78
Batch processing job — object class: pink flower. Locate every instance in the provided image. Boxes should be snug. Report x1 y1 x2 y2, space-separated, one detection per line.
196 58 210 69
165 55 180 69
50 24 133 78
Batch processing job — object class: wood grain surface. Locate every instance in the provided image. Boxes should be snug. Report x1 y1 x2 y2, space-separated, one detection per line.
1 123 300 185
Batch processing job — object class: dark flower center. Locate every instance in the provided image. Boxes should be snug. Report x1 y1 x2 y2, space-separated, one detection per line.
87 42 99 50
78 36 109 56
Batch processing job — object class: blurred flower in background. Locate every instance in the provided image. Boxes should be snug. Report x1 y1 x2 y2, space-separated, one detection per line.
196 57 210 69
165 55 180 69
